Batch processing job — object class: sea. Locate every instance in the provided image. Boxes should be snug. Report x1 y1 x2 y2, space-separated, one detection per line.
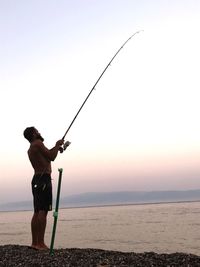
1 201 200 255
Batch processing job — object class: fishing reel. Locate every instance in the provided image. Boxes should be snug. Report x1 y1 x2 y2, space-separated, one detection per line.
59 141 71 153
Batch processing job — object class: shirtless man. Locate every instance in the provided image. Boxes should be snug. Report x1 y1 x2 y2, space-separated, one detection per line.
23 127 64 250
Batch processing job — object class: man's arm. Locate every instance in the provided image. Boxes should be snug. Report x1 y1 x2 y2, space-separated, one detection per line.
49 140 64 161
35 139 64 161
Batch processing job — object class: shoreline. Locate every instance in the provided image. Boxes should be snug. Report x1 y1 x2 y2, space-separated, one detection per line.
1 245 200 267
59 199 200 211
1 199 200 213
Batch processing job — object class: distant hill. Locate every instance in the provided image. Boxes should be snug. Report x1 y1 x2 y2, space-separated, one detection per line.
1 189 200 211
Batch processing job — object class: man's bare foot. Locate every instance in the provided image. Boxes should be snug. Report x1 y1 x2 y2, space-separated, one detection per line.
29 245 39 250
29 243 49 250
36 243 49 250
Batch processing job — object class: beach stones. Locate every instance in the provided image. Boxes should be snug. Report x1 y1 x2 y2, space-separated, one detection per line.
0 245 200 266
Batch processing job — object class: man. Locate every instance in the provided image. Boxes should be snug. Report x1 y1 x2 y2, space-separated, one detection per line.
23 127 64 250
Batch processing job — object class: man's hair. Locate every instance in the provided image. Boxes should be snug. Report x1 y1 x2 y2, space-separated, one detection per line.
23 127 35 142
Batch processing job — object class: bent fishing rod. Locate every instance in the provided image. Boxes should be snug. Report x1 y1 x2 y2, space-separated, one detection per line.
61 30 142 150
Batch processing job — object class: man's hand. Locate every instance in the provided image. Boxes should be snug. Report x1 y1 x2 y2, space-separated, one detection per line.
58 140 71 153
56 139 64 148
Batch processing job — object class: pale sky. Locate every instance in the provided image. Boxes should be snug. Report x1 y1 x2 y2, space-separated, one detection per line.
1 0 200 204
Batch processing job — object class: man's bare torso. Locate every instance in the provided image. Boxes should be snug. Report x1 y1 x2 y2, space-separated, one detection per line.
28 140 52 175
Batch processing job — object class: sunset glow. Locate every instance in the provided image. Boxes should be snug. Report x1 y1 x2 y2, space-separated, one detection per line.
1 0 200 203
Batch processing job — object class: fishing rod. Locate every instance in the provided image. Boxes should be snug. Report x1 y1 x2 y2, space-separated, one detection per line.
51 32 142 251
61 30 142 149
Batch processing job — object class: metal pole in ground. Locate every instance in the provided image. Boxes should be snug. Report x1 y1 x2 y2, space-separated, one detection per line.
50 168 63 255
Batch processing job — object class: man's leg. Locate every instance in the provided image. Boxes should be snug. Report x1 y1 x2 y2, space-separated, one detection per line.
37 210 49 249
31 212 39 248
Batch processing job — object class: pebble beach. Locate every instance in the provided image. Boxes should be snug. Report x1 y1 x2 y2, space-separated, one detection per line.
1 245 200 267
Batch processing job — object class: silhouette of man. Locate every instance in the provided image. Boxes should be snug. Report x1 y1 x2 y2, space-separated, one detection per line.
23 127 64 250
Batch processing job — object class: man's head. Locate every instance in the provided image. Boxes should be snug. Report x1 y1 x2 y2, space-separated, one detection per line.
23 127 44 143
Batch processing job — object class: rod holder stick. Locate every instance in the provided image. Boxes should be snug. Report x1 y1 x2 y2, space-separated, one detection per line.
50 168 63 255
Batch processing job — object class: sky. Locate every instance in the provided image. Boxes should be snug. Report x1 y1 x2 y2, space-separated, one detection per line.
1 0 200 204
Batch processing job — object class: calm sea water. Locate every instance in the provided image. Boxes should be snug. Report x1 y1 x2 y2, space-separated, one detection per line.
1 202 200 255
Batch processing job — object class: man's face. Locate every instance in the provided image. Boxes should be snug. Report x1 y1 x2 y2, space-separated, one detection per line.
34 128 44 142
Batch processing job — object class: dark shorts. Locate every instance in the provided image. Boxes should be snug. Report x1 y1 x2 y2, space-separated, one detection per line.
31 173 52 212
